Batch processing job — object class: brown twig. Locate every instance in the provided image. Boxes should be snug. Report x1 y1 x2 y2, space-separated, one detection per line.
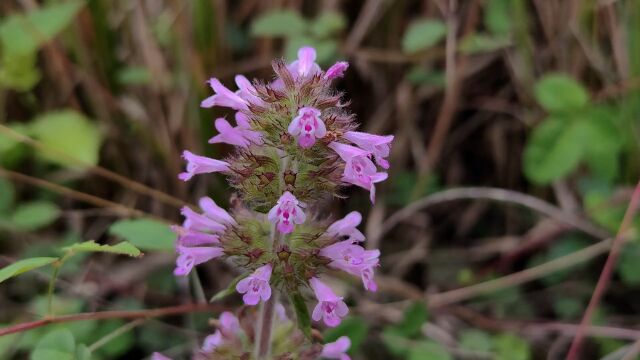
566 180 640 360
0 303 223 337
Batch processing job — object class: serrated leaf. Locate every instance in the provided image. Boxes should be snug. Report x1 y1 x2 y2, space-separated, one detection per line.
523 116 587 184
250 10 307 37
9 201 60 231
290 292 311 339
0 257 57 283
29 110 103 168
324 317 369 353
108 219 175 251
63 240 142 257
30 328 76 360
485 0 513 36
534 73 589 112
402 18 446 54
210 274 248 302
408 341 452 360
0 177 15 213
310 12 347 38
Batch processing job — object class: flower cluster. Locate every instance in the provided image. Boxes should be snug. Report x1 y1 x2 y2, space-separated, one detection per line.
161 46 393 359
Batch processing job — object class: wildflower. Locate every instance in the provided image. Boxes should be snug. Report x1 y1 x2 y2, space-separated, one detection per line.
233 75 264 106
151 353 172 360
324 61 349 80
328 142 388 203
174 246 224 276
236 264 273 305
172 226 220 247
326 211 365 243
268 191 306 234
198 196 237 227
181 197 235 234
320 241 380 292
310 277 348 327
201 78 249 111
202 312 241 353
178 150 230 181
344 131 394 169
289 46 321 79
209 113 262 148
288 106 326 148
321 336 351 360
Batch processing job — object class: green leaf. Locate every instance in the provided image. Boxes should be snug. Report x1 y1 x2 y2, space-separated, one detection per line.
250 10 307 37
31 328 76 360
392 302 429 337
484 0 513 36
92 320 134 358
617 243 640 286
9 201 60 231
402 18 446 54
210 273 248 302
494 333 530 360
0 51 41 91
63 240 142 257
116 66 151 85
534 73 589 112
108 218 175 251
405 68 446 88
581 106 622 181
290 292 311 339
0 177 15 213
29 110 103 168
0 123 30 167
74 344 91 360
408 341 452 360
324 317 369 353
0 257 57 283
310 12 347 38
553 297 583 320
459 329 493 352
0 1 84 56
523 116 586 184
382 328 411 356
459 33 510 54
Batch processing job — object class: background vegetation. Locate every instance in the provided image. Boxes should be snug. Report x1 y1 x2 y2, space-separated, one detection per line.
0 0 639 359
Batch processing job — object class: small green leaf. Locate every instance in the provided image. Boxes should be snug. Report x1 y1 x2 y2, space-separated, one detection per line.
324 317 369 353
402 18 446 54
250 10 307 37
392 302 429 337
534 73 589 112
115 66 151 85
408 341 452 360
581 106 622 181
0 257 57 283
0 51 41 91
109 219 175 251
617 243 640 286
382 328 411 356
30 110 103 168
0 178 15 213
310 12 347 38
31 328 76 360
459 33 510 54
75 344 92 360
494 333 530 360
290 292 311 339
459 329 493 352
63 240 142 257
9 201 60 231
484 0 513 36
210 274 248 302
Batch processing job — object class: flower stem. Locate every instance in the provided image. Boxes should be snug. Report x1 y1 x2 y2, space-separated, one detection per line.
255 290 278 359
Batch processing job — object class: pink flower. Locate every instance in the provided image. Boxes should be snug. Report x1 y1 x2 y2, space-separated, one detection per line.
310 277 348 327
344 131 394 169
236 264 272 305
202 331 222 353
201 312 241 353
288 107 326 148
174 246 224 276
320 240 380 292
326 211 365 243
321 336 351 360
201 78 249 111
181 197 236 233
324 61 349 80
208 113 262 148
289 46 321 79
233 75 264 106
172 226 220 247
267 191 306 234
218 311 241 334
151 352 173 360
178 150 230 181
328 142 388 203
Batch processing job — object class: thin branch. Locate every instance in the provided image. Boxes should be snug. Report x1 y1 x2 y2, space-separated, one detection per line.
0 303 224 337
567 180 640 360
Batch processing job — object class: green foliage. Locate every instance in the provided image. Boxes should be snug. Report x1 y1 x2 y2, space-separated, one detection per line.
459 329 492 352
324 316 369 354
31 328 77 360
108 218 176 251
115 66 152 85
290 292 311 339
210 273 247 302
0 178 15 213
408 341 451 360
30 110 103 168
391 302 429 337
527 235 590 285
63 240 142 258
617 242 640 286
553 297 584 320
402 19 446 54
9 201 60 231
534 74 589 113
484 0 513 36
405 68 446 87
459 33 510 54
310 12 347 39
493 333 530 360
250 10 308 37
0 257 57 284
381 302 432 358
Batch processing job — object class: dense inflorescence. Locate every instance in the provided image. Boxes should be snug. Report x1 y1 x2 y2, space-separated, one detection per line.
158 46 393 360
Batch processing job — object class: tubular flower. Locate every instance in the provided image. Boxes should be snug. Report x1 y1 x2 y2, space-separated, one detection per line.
320 241 380 292
328 142 388 203
201 78 249 111
310 277 349 327
324 61 349 80
344 131 394 169
209 113 262 148
325 211 365 243
289 46 321 79
288 106 326 148
172 226 219 247
236 264 273 305
178 150 230 181
321 336 351 360
202 312 241 353
268 191 306 234
174 246 224 276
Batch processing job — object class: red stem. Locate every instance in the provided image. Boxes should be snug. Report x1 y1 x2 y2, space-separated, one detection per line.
0 303 223 337
566 181 640 360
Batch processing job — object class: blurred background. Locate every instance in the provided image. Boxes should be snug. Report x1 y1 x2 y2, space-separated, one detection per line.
1 0 639 359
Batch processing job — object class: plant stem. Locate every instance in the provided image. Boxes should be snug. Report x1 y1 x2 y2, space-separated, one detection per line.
46 263 61 317
255 291 278 360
